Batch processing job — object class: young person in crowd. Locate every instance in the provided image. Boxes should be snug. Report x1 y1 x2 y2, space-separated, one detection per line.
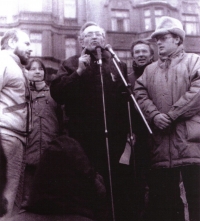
20 58 64 210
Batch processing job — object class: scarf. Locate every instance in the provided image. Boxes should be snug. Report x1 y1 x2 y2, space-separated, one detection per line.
158 45 184 69
132 60 152 79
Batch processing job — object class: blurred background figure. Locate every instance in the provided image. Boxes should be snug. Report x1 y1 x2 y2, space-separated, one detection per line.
9 135 106 221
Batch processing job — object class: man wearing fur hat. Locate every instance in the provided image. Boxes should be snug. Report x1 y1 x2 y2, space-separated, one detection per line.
134 16 200 221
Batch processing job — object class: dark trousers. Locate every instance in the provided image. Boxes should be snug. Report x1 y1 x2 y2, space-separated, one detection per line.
143 166 200 221
181 165 200 221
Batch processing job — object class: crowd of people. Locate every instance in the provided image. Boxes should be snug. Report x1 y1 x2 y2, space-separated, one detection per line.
0 16 200 221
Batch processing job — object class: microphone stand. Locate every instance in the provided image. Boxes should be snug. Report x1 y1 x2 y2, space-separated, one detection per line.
97 58 116 221
111 58 153 135
127 100 137 178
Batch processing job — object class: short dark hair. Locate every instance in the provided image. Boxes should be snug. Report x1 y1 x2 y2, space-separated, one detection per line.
131 40 154 57
1 29 20 50
26 58 47 81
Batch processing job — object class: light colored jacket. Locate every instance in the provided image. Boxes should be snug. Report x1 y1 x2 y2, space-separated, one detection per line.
0 50 31 143
134 46 200 168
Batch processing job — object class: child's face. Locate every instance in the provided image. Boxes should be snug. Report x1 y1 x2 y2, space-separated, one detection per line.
28 61 45 82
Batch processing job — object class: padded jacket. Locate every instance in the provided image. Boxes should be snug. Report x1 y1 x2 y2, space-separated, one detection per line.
134 46 200 168
26 84 63 165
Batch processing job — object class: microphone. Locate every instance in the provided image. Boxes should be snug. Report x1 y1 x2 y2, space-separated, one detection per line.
95 46 102 65
105 44 121 63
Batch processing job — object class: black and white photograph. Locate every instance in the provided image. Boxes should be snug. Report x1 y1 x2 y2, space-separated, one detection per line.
0 0 200 221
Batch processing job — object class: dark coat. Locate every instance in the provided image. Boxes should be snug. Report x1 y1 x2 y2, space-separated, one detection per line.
8 213 95 221
128 62 151 176
27 135 106 221
26 84 63 165
50 49 129 174
0 134 7 217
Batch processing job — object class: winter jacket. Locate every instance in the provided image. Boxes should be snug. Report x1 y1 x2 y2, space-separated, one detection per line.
50 49 129 172
134 45 200 168
0 50 31 143
26 84 63 165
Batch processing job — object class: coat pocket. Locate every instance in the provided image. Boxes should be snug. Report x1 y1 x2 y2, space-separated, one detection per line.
185 115 200 142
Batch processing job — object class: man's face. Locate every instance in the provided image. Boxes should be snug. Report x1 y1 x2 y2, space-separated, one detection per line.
133 43 153 67
14 32 32 65
155 34 179 56
82 25 105 51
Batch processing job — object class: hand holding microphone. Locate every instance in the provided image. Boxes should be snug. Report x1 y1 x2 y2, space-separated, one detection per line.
77 44 120 75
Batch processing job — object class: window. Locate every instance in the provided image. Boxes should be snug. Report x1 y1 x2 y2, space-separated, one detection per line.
21 0 42 12
183 14 199 35
30 33 42 56
155 8 164 27
64 0 76 19
115 50 132 68
143 7 164 31
111 10 130 32
0 0 9 15
144 9 152 31
0 0 16 22
65 38 76 59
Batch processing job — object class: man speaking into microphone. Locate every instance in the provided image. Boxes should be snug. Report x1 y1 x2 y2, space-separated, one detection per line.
50 22 129 221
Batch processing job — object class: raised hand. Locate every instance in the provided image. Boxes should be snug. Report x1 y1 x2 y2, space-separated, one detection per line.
77 47 91 76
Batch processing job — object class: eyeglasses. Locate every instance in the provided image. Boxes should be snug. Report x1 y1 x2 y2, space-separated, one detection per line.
84 32 103 38
155 35 173 42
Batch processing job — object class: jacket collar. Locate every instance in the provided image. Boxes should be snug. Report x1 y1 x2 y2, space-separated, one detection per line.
158 45 184 69
30 82 49 91
132 60 153 78
2 50 24 69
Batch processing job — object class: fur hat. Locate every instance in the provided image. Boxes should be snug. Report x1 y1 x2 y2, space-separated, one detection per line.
151 16 185 40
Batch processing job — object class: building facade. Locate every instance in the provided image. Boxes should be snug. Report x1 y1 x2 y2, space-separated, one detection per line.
0 0 199 75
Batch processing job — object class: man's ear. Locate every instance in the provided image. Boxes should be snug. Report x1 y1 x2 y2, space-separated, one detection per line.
174 36 180 45
8 38 16 49
78 35 84 47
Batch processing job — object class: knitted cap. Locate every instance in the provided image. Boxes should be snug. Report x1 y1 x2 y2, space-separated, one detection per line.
151 16 185 40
